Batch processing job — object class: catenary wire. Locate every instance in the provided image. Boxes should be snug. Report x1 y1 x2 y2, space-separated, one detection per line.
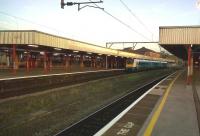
89 0 152 41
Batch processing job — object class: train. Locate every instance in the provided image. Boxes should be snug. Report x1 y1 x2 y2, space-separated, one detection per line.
125 58 168 72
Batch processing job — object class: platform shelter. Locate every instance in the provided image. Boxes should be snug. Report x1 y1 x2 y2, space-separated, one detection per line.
159 26 200 84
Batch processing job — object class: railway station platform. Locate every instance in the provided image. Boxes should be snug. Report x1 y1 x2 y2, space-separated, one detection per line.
0 67 106 79
97 70 200 136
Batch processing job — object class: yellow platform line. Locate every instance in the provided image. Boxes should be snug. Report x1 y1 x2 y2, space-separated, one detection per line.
143 72 181 136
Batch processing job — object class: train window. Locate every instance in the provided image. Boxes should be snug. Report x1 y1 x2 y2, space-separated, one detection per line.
126 59 133 64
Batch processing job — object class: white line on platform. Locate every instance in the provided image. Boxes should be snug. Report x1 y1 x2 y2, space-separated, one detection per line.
94 72 176 136
0 69 124 81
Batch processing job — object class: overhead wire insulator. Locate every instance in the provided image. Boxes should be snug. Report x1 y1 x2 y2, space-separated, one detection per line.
66 2 74 6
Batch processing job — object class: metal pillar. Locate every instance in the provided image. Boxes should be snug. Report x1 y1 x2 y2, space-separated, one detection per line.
100 57 103 68
115 57 118 68
187 45 192 85
90 56 93 67
34 53 38 68
191 56 193 75
30 54 32 69
116 57 119 68
80 54 84 70
30 54 35 69
68 55 72 72
124 58 126 68
6 52 10 67
26 51 30 72
12 44 17 75
110 57 113 69
91 56 95 68
44 52 47 74
114 57 116 68
106 56 108 69
65 55 69 71
94 56 97 68
48 54 53 71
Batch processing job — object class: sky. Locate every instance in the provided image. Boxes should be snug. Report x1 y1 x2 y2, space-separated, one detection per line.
0 0 200 52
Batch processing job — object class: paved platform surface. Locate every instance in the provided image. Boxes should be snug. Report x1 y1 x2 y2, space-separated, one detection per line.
0 67 106 79
194 68 200 104
100 72 173 136
100 70 200 136
0 68 111 79
146 70 199 136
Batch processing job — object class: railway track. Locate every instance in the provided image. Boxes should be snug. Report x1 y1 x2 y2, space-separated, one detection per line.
55 74 169 136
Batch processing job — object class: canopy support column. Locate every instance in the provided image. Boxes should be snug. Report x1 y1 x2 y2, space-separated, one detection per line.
106 55 108 69
12 44 17 75
44 52 47 74
187 45 192 85
80 54 84 71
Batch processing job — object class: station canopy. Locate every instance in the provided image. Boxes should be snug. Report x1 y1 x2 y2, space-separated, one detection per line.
159 26 200 60
0 30 173 62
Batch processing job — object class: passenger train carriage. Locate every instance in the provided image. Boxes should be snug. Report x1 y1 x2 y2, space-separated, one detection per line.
126 58 168 72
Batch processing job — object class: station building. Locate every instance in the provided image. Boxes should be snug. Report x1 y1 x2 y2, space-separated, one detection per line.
123 47 161 58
